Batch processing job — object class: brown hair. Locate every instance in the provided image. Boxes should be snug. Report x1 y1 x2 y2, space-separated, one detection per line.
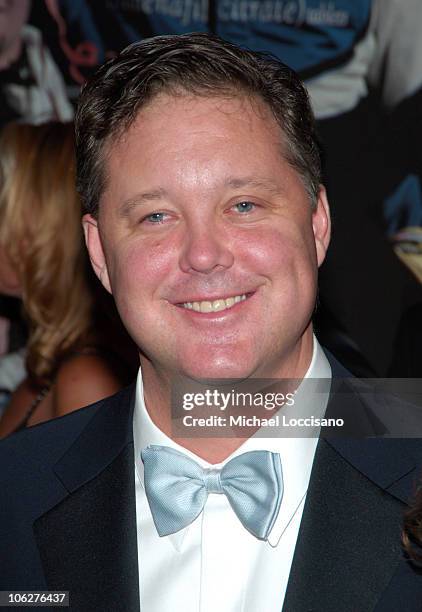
0 122 93 387
402 487 422 565
75 32 321 218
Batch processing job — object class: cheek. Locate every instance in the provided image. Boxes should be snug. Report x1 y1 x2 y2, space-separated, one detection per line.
107 237 176 303
236 221 316 274
241 223 318 325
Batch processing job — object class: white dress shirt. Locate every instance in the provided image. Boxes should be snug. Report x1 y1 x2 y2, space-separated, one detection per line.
133 337 331 611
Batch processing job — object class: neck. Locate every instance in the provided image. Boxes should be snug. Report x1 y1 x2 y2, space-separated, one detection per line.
139 331 314 463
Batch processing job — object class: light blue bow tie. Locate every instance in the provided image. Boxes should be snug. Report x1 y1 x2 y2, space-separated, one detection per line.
141 445 283 540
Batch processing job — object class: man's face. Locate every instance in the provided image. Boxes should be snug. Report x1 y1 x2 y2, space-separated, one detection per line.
84 93 330 381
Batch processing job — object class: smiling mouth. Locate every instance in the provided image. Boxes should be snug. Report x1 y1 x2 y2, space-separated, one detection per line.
177 293 251 313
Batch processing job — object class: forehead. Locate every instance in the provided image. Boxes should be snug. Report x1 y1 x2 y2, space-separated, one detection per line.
100 93 295 208
120 91 281 145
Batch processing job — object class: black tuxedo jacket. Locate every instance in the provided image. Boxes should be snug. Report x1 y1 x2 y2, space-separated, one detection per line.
1 357 422 612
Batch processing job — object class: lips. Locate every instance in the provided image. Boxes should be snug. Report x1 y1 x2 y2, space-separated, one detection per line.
170 289 259 314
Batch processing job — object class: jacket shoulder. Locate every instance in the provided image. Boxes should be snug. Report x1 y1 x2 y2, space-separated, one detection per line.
0 384 134 484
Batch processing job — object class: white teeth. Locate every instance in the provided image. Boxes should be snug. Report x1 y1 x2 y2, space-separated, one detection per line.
200 301 213 313
182 294 247 313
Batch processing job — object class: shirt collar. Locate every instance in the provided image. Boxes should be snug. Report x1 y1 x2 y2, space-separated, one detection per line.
133 337 332 548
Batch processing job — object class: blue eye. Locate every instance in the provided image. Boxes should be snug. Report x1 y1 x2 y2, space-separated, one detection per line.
144 212 166 223
234 201 255 213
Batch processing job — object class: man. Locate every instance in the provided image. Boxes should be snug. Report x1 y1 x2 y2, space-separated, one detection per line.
1 33 422 611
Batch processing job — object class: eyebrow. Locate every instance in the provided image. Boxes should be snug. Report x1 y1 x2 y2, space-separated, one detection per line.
118 188 168 217
224 176 285 197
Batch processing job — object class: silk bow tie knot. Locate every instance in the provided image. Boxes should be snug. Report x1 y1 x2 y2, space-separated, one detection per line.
141 445 283 540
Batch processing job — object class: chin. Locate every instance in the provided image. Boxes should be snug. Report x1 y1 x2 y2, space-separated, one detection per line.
181 358 255 382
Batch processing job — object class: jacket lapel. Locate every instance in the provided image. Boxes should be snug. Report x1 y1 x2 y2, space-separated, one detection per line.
33 385 140 612
283 354 421 612
282 437 415 612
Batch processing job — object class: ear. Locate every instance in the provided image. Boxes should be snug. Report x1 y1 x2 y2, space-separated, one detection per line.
312 185 331 268
82 214 112 294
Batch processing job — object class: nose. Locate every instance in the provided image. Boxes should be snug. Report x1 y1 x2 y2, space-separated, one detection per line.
179 220 234 274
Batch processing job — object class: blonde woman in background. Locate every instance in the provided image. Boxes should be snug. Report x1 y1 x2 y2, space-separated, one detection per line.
0 122 136 437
